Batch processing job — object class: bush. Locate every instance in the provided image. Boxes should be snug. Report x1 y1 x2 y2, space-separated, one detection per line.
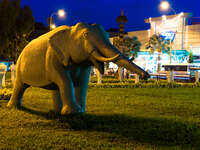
89 76 200 88
0 88 12 100
88 81 200 88
90 76 170 84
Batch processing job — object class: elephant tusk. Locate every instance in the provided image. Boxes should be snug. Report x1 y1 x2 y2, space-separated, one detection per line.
91 50 120 62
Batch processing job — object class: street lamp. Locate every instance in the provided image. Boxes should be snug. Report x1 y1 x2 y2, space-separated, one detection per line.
57 9 66 18
159 1 176 14
159 1 177 63
160 1 170 11
50 24 56 30
49 9 66 30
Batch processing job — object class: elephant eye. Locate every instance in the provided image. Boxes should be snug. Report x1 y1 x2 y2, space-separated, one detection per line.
83 32 89 39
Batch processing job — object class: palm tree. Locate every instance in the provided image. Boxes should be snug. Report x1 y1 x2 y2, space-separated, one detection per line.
145 34 170 72
188 52 194 63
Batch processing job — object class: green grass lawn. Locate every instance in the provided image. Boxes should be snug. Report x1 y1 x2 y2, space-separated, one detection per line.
1 87 200 150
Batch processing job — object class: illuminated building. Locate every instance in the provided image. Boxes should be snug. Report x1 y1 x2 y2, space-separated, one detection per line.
111 13 200 73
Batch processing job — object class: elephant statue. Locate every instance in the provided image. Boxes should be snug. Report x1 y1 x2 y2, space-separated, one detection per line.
7 22 149 115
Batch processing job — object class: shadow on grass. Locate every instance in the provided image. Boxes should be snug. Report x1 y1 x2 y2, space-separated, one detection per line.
21 106 200 148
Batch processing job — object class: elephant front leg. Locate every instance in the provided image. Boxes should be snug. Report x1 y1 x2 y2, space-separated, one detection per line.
59 83 82 115
54 71 82 115
75 66 91 113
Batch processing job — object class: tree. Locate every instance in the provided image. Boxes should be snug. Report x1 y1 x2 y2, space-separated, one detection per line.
28 22 49 41
113 36 141 60
188 52 194 63
0 0 34 62
145 34 170 72
113 36 141 79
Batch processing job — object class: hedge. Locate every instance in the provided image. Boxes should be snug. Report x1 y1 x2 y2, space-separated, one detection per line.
90 76 161 84
88 82 200 88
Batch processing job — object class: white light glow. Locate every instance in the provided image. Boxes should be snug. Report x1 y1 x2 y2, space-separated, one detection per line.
162 15 167 21
160 1 170 11
51 24 56 29
179 12 184 16
57 9 66 18
149 17 152 22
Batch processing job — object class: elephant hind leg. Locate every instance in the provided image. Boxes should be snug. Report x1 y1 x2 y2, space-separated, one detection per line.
7 79 29 108
52 90 63 112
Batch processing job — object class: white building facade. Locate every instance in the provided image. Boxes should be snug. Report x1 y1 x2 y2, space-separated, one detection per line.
123 13 200 73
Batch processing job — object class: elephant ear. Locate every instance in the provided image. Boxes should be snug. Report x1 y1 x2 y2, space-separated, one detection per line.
71 22 90 33
49 26 70 66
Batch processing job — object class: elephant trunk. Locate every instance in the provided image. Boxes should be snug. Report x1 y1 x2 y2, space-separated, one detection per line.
99 44 150 79
114 55 150 79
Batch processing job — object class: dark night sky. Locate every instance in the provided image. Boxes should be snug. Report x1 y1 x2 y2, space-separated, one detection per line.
21 0 200 31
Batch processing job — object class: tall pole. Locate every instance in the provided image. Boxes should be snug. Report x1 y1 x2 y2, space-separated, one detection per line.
49 16 53 30
170 39 172 63
48 13 56 31
159 1 177 64
48 9 66 31
116 10 128 81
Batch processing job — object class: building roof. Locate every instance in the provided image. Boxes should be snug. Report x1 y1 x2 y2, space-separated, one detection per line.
144 13 192 23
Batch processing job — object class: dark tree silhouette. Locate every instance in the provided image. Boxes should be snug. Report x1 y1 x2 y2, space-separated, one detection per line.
113 36 141 60
0 0 34 62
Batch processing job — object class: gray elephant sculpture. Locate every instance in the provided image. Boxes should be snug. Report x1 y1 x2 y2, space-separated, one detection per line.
7 22 149 115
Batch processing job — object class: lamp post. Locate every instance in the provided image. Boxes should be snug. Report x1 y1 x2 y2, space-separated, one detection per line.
159 1 178 82
159 1 176 15
49 9 66 30
159 1 177 64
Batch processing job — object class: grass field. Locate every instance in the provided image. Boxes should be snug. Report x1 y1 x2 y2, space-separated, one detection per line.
0 87 200 150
